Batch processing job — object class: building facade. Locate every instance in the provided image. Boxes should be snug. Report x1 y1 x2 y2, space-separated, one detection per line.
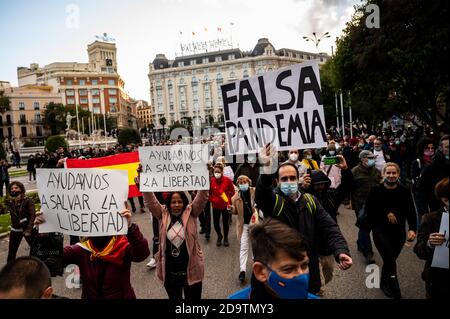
136 100 151 128
17 40 138 130
1 84 61 147
148 38 329 131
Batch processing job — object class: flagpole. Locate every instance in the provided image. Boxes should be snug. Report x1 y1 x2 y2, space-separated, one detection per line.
75 104 81 149
340 91 345 137
230 22 234 48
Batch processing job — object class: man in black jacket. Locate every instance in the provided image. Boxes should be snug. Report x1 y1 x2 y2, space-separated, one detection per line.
255 144 352 294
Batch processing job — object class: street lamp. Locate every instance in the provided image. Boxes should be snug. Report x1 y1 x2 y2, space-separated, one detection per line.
302 32 331 50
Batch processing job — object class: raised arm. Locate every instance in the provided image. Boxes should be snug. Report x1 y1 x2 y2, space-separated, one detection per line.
142 192 164 220
190 189 209 218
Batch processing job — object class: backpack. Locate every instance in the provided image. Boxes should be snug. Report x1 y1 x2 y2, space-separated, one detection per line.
273 193 317 217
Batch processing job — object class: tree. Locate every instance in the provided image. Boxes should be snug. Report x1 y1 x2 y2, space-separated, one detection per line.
118 128 141 146
45 135 68 153
0 91 11 113
333 0 449 133
43 102 68 135
169 121 186 132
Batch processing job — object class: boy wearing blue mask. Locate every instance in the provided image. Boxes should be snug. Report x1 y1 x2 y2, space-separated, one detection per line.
229 218 317 299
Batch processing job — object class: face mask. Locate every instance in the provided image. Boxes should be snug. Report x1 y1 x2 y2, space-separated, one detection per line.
239 183 249 192
10 191 19 197
280 182 298 196
267 269 309 299
384 177 399 186
328 150 335 156
423 149 434 157
247 155 256 163
214 173 222 179
289 154 298 162
305 155 312 160
374 146 382 151
358 143 364 148
367 159 376 167
395 140 400 145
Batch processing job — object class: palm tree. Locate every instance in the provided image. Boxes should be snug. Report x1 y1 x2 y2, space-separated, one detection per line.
159 117 167 140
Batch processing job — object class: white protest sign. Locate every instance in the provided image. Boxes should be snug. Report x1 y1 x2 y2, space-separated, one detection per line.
221 60 327 155
36 168 129 236
138 144 210 192
431 211 449 269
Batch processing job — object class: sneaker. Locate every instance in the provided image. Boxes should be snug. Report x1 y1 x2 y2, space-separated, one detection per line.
223 238 229 247
239 271 245 283
216 235 223 247
146 258 156 268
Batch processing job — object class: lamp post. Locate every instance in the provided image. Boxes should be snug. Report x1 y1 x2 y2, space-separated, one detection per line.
302 32 331 51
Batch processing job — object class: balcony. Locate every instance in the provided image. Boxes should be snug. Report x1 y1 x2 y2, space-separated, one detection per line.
18 119 29 125
31 119 43 124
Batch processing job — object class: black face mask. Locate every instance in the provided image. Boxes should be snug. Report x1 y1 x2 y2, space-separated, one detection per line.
90 236 112 250
10 191 20 197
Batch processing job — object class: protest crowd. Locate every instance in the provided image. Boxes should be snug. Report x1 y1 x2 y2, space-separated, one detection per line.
0 62 448 301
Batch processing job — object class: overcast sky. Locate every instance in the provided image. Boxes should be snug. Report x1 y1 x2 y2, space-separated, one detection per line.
0 0 357 101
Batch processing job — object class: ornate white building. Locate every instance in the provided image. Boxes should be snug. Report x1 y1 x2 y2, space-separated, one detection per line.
148 38 329 131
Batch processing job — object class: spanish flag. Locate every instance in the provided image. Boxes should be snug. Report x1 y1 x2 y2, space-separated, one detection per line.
66 152 141 198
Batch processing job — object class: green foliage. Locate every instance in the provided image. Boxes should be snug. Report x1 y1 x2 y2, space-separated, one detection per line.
43 102 68 135
23 140 37 147
118 128 141 146
169 121 186 132
0 91 11 113
45 135 68 153
333 0 449 132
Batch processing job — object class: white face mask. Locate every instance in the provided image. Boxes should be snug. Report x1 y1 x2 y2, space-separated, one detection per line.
328 150 335 156
289 154 298 162
214 173 222 179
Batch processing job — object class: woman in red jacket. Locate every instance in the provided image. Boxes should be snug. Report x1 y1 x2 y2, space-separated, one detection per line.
34 206 150 299
209 163 235 247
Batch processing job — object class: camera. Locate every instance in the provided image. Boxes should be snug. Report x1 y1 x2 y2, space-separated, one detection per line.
30 232 64 277
323 156 340 165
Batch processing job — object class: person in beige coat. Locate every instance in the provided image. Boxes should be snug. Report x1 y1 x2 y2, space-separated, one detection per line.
230 175 258 284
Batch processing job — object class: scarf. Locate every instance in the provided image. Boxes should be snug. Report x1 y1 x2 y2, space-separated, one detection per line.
79 236 130 265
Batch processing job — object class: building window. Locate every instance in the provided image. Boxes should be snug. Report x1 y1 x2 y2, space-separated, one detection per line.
21 127 27 137
19 102 25 110
191 76 198 86
93 106 101 114
168 80 173 88
216 73 223 83
79 89 88 96
108 89 117 95
67 98 75 104
33 102 40 110
109 97 117 103
36 126 42 137
79 79 85 85
229 71 236 80
91 79 98 85
108 79 115 85
92 89 100 96
80 98 88 104
20 114 26 124
66 80 73 85
179 78 185 85
66 90 75 96
228 54 235 60
243 70 249 78
92 97 100 104
202 57 209 64
35 112 41 122
215 56 222 62
178 61 184 67
190 60 196 65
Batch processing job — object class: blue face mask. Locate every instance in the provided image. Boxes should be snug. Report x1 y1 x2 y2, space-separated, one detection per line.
367 159 376 167
239 183 249 192
280 182 298 196
267 268 310 299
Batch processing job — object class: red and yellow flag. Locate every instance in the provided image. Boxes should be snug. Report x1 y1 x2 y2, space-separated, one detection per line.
66 152 141 198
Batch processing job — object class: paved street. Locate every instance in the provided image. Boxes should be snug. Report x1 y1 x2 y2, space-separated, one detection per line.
0 202 426 299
